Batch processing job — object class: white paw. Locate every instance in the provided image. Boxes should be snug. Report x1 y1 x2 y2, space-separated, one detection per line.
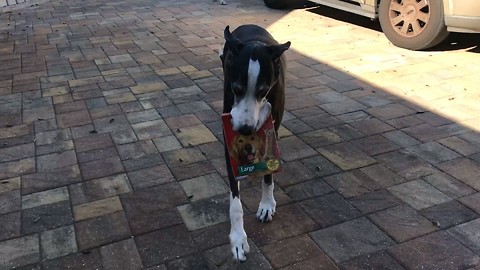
229 230 250 261
256 198 276 222
220 0 227 5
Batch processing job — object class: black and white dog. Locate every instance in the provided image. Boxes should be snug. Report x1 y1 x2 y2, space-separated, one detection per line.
221 24 290 261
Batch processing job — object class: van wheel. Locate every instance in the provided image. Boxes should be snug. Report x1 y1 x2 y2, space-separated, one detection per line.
378 0 449 50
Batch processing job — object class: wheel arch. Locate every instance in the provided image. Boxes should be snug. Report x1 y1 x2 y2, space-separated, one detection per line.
376 0 451 14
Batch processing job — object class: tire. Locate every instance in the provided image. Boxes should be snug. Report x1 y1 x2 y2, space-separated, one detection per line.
263 0 304 9
378 0 449 50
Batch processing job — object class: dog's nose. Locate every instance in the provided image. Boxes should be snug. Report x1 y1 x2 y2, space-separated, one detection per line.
238 125 254 135
245 144 253 153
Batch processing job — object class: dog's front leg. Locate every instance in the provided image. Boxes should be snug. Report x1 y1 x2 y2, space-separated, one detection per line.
229 191 249 261
225 146 249 261
256 174 276 222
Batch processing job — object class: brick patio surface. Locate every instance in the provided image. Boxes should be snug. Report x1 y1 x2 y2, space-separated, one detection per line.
1 0 480 268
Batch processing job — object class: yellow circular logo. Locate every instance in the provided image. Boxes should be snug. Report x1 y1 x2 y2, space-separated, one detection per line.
266 159 280 171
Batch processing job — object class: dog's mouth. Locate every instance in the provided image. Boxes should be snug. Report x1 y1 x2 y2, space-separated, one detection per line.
230 99 271 133
243 144 256 162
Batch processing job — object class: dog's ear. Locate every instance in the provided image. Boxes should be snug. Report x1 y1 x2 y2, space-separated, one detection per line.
259 136 265 157
268 41 290 76
268 41 291 62
224 26 243 55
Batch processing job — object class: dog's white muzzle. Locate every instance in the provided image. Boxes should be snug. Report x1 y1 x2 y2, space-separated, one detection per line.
230 99 271 133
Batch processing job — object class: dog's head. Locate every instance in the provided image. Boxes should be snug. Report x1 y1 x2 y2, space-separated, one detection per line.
231 133 263 164
223 26 290 135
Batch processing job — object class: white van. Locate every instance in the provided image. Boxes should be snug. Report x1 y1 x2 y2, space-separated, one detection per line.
264 0 480 50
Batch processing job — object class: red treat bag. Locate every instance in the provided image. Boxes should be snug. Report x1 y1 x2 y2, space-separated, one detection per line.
222 113 282 180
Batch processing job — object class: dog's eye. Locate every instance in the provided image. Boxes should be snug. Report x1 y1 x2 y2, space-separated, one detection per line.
250 137 255 140
238 139 243 143
256 86 269 98
231 85 243 95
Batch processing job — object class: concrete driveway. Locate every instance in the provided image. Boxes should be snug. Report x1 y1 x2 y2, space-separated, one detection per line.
1 0 480 269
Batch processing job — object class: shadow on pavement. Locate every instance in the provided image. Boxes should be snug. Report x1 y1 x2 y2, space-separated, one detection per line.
434 33 480 53
306 5 382 32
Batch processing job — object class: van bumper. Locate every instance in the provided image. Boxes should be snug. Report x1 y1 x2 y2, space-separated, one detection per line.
445 15 480 33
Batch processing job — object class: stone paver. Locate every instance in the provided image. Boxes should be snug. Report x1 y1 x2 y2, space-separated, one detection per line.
339 251 405 270
388 179 452 210
75 211 131 251
203 239 271 270
420 200 478 229
324 170 382 198
1 0 480 268
0 235 39 269
73 196 123 221
459 193 480 214
448 218 480 254
177 195 229 231
136 225 196 267
0 212 21 242
309 217 394 263
40 225 77 260
300 193 360 228
121 183 186 235
99 239 143 270
369 205 437 242
179 173 228 202
260 235 323 269
389 231 480 269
